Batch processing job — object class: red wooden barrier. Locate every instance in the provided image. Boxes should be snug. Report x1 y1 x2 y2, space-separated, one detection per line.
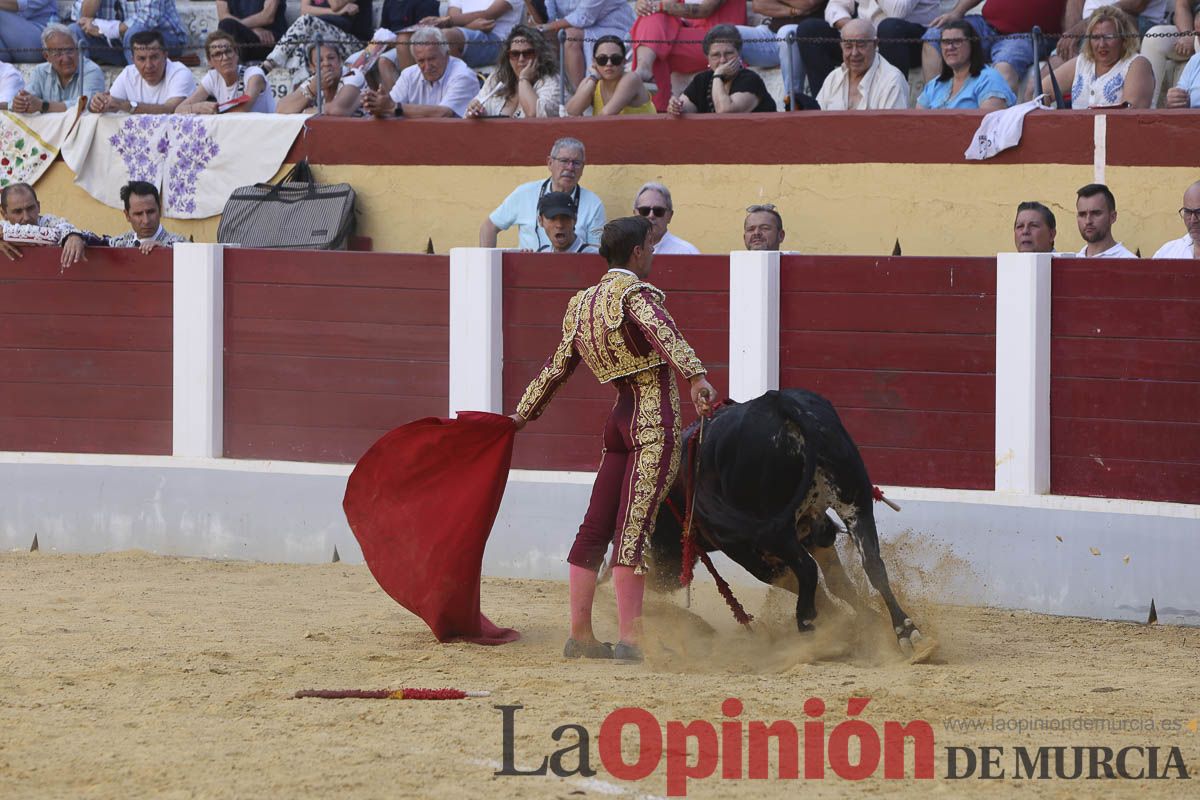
1050 258 1200 504
223 250 449 463
779 256 997 490
503 253 730 471
0 247 173 454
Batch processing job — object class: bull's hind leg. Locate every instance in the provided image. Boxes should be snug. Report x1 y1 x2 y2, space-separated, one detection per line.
834 501 928 655
772 537 820 633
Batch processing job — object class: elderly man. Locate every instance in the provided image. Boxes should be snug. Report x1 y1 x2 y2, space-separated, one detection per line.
108 182 188 254
69 0 187 66
1166 47 1200 107
1076 184 1136 258
536 192 599 253
816 18 909 109
88 30 196 114
634 182 699 255
8 24 106 113
0 182 92 269
361 27 480 118
921 0 1068 93
1153 181 1200 259
0 0 56 62
796 0 941 95
1013 201 1057 253
743 203 786 251
480 137 606 250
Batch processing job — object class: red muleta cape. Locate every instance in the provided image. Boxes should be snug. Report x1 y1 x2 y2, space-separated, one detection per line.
342 411 520 645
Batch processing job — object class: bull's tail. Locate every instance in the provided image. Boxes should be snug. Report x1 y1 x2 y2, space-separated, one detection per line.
693 390 819 548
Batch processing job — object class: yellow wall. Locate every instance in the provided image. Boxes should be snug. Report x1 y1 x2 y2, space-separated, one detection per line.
30 160 1198 257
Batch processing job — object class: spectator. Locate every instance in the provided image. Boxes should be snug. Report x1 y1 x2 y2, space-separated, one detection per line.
921 1 1068 96
1060 0 1170 64
917 20 1015 109
737 0 826 106
634 182 699 255
744 203 786 251
797 0 942 96
275 42 363 114
261 0 374 77
0 0 56 63
0 182 91 269
0 59 23 110
217 0 289 64
88 30 197 115
631 0 747 112
1075 183 1136 258
1166 46 1200 105
480 137 606 249
536 191 599 252
1142 1 1200 105
7 24 106 114
1045 6 1154 108
69 0 187 66
362 27 480 118
393 0 523 72
1013 201 1057 252
467 24 562 118
564 34 656 116
108 182 188 253
816 17 909 109
1152 180 1200 258
667 25 778 115
178 31 276 115
531 0 636 88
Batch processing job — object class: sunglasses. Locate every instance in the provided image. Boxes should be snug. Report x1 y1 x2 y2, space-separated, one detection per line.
636 206 669 218
509 48 536 59
594 54 624 67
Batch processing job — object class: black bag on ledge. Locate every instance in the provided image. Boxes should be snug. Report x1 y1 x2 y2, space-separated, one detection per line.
217 160 357 250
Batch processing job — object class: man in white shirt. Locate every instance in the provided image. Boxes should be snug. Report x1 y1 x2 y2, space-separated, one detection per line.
1075 183 1137 258
816 18 909 110
633 182 700 256
1153 180 1200 259
0 59 23 109
361 27 479 118
480 137 606 250
88 30 196 114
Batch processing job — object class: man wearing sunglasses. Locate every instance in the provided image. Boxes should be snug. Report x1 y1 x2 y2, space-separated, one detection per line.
633 182 699 255
1153 180 1200 259
481 136 606 250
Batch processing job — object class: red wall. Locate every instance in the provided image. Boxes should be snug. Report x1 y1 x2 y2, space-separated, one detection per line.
1050 258 1200 504
503 253 730 471
779 256 997 490
222 250 449 463
0 247 173 454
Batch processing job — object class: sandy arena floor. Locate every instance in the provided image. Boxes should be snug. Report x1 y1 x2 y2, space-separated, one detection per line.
1 549 1197 799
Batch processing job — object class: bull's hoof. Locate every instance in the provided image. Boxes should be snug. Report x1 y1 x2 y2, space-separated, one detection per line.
797 619 816 634
895 622 938 664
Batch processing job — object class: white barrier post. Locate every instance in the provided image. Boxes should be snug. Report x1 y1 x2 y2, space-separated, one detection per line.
994 251 1052 494
728 250 780 402
172 243 224 458
449 247 504 416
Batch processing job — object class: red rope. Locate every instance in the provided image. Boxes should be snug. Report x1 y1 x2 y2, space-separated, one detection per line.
697 550 754 626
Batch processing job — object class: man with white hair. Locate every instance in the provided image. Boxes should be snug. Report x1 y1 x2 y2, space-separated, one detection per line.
8 23 106 113
634 182 699 255
1153 180 1200 259
361 26 480 118
816 17 909 110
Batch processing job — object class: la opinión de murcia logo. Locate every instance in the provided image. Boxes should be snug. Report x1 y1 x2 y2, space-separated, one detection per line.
495 698 1191 796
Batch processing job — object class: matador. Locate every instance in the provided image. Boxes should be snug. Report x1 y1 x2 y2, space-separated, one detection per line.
511 216 717 663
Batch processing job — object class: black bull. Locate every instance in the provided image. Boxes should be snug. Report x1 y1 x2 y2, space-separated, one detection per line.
648 389 928 654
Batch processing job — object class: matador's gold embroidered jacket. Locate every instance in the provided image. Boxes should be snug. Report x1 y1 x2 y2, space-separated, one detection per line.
516 270 706 420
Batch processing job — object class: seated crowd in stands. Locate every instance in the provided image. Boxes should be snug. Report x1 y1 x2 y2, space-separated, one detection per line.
5 0 1200 115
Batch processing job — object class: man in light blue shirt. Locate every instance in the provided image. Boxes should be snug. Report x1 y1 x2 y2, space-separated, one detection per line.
0 0 56 62
8 24 107 113
1166 50 1200 108
480 137 606 251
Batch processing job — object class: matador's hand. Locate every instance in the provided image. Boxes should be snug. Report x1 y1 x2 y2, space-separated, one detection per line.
689 376 717 418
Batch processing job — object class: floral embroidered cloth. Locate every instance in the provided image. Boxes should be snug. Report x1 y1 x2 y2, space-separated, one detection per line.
0 112 61 190
59 112 307 219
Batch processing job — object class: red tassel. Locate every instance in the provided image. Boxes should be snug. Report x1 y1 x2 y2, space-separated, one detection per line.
698 550 754 627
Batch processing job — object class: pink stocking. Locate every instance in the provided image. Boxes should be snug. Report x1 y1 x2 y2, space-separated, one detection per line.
569 564 599 641
612 565 645 645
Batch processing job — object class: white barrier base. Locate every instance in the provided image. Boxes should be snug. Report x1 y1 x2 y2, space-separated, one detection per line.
2 454 1197 626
